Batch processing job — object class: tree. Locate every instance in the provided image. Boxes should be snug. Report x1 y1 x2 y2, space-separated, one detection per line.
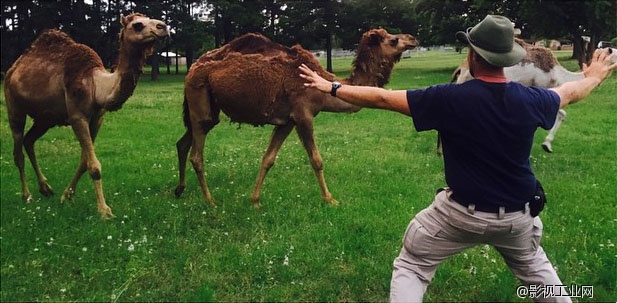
409 0 475 47
463 0 617 68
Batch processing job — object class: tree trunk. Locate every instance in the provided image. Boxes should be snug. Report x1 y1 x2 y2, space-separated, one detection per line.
571 36 586 69
326 32 333 73
151 55 160 81
185 47 194 74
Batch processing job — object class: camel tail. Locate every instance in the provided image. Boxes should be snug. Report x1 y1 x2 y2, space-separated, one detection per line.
182 93 192 133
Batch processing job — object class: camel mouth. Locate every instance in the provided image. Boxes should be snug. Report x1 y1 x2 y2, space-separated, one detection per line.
405 38 419 50
150 31 170 42
398 35 419 50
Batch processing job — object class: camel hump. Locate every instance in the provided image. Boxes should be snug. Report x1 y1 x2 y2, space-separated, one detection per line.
517 39 559 72
226 33 273 49
23 29 104 71
224 32 295 57
31 29 76 50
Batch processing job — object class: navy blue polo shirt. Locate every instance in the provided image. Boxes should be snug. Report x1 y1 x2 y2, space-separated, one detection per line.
407 79 560 208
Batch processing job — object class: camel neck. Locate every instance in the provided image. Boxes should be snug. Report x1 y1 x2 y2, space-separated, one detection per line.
100 45 145 111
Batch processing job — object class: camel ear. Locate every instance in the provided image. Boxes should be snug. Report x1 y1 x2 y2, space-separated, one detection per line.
120 14 128 26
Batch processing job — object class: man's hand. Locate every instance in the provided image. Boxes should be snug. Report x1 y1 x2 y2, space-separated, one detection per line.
583 48 617 83
553 48 617 108
299 64 332 94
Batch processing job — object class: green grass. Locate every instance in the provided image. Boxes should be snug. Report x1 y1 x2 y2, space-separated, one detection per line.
1 50 615 302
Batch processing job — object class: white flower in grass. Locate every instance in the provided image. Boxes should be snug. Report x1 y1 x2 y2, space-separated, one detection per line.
128 244 135 252
82 247 87 252
283 255 289 266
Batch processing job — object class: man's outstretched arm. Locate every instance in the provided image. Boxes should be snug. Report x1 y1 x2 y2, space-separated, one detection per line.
299 64 411 116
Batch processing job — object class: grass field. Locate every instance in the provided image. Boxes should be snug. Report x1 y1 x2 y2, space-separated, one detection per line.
1 49 615 302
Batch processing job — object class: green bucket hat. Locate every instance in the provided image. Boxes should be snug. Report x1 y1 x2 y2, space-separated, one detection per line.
456 15 526 67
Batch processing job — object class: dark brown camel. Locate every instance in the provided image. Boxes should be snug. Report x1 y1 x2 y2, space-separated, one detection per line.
4 13 169 219
175 29 418 208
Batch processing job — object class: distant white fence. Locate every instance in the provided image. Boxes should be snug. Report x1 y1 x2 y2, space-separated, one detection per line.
311 46 457 59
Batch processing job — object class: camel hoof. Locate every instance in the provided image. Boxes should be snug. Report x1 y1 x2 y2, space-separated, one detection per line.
205 196 217 206
39 183 54 197
252 201 263 209
326 197 340 206
541 143 553 153
174 185 185 198
99 207 115 220
24 194 34 204
61 188 75 202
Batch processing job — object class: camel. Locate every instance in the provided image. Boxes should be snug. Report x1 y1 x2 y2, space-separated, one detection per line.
4 13 169 219
441 40 617 154
175 29 418 208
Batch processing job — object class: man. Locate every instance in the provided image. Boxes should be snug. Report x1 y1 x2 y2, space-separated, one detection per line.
299 15 616 302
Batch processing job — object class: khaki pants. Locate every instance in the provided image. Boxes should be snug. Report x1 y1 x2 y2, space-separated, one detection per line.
390 190 570 303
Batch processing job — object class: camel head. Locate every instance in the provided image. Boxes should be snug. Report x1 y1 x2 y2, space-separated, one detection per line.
362 28 418 59
606 47 617 64
119 13 169 56
350 28 418 87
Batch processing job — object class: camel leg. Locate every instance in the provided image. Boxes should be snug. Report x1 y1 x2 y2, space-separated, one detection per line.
62 115 104 202
250 123 295 208
175 130 192 197
61 152 87 202
23 121 54 197
294 120 338 206
542 109 566 153
8 115 33 202
186 86 219 205
189 126 216 205
69 116 113 219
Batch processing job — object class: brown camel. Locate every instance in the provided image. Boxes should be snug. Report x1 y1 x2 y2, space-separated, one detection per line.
4 13 169 219
175 29 418 208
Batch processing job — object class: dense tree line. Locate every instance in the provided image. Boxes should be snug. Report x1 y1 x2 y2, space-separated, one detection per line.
2 0 615 76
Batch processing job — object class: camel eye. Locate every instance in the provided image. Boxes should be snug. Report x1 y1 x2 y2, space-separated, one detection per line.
390 38 399 46
132 22 145 32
